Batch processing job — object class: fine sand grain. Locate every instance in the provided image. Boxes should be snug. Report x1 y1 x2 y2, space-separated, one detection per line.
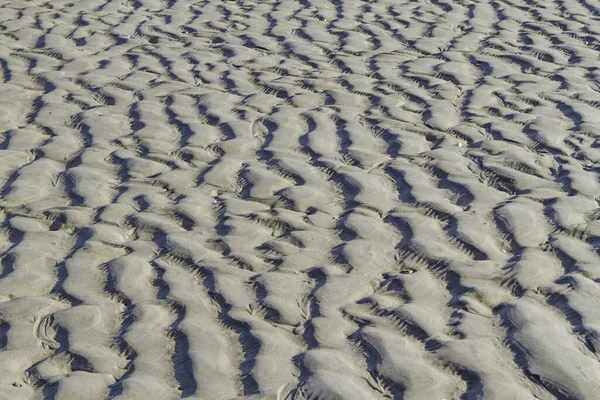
2 0 600 399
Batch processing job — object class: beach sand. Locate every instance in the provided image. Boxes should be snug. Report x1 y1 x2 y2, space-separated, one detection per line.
1 0 600 398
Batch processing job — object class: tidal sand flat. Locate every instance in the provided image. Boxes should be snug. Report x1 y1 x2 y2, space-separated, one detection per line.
2 0 600 398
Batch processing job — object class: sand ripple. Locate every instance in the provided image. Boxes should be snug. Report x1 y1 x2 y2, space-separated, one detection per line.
2 0 600 398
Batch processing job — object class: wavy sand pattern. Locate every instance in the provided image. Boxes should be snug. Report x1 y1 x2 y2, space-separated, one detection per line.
2 0 600 399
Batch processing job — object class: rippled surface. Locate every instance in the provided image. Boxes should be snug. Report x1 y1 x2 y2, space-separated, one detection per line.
1 0 600 398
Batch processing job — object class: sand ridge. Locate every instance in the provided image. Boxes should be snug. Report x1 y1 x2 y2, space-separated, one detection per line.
1 0 600 398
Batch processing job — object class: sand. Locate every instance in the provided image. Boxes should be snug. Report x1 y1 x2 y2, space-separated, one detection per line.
1 0 600 398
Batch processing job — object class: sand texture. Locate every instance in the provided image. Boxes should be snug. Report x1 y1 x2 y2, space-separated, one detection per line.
2 0 600 398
